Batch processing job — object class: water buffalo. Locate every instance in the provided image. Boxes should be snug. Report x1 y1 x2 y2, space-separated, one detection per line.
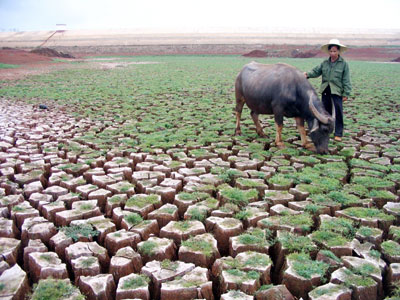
234 62 335 154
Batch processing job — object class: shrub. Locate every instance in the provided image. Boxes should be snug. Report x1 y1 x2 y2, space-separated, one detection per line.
60 224 99 241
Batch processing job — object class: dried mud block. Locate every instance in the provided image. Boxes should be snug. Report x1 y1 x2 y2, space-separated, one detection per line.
257 211 313 235
76 184 99 199
0 261 9 275
234 206 269 229
350 239 387 272
136 178 158 193
199 173 225 187
331 267 378 300
0 264 29 300
105 194 128 217
0 194 24 213
57 192 80 209
315 250 344 274
269 204 300 217
136 161 158 171
381 240 400 264
73 215 116 244
88 188 112 211
178 167 207 177
11 200 39 229
130 219 160 240
41 200 66 222
59 175 87 193
137 236 176 264
78 273 116 300
131 171 165 186
282 253 328 300
255 284 295 300
385 263 400 296
235 178 268 197
160 220 206 246
236 251 272 285
0 237 20 265
71 256 101 284
110 246 143 283
116 273 150 300
383 202 400 223
308 282 352 300
23 239 47 269
125 194 162 218
221 290 253 300
229 228 270 258
105 230 141 256
43 185 69 201
212 251 272 292
142 259 196 300
28 192 52 209
147 203 179 228
49 230 73 261
205 216 243 256
65 241 110 272
160 266 213 300
218 268 260 296
28 251 68 283
106 180 135 196
341 255 383 298
160 178 182 192
335 207 394 233
20 216 57 246
173 192 210 217
146 185 176 204
83 167 106 183
178 233 220 268
0 217 19 238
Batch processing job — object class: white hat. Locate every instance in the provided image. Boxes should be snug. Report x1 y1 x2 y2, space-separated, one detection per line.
321 39 348 54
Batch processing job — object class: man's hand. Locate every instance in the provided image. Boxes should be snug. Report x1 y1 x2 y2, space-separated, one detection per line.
343 97 348 102
303 72 308 78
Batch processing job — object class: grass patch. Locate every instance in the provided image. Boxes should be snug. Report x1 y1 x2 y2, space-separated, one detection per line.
122 274 150 290
288 252 329 282
0 63 19 69
32 278 84 300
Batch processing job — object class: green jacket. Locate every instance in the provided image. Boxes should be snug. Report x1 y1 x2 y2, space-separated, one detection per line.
307 56 352 97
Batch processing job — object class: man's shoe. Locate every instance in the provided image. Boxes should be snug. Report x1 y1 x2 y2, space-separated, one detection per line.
334 136 342 142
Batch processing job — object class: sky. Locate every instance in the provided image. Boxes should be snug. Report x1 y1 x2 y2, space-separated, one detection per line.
1 0 400 32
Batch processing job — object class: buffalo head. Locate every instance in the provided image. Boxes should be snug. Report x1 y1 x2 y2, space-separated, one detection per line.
308 96 335 154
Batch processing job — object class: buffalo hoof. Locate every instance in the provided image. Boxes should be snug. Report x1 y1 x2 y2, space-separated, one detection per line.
234 130 242 136
304 143 315 151
257 132 267 138
276 142 285 149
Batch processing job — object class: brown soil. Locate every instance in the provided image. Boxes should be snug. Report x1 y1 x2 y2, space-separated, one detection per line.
243 50 268 58
30 47 75 59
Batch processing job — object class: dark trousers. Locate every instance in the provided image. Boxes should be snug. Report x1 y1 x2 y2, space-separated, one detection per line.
322 86 343 137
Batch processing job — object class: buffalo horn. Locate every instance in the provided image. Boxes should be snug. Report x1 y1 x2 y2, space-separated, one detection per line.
310 118 319 133
331 98 336 121
309 98 330 124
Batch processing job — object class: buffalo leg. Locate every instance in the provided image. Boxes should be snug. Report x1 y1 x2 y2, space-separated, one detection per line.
234 95 245 136
250 111 266 137
295 117 314 150
275 123 284 148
